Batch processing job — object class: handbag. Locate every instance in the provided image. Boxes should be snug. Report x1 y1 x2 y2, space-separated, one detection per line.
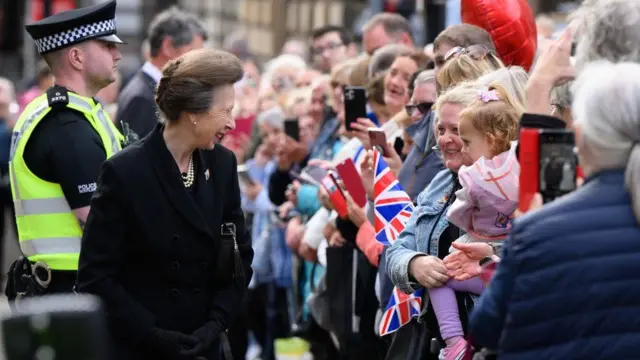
214 223 245 287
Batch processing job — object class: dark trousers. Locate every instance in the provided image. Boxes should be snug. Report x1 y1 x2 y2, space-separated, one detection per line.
227 283 288 360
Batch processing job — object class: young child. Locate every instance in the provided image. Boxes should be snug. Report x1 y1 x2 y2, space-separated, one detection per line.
429 85 522 360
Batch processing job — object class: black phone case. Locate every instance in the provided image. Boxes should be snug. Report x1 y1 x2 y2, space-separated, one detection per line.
344 86 367 131
284 119 300 141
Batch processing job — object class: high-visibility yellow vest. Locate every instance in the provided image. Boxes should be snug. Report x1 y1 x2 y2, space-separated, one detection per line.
9 89 123 270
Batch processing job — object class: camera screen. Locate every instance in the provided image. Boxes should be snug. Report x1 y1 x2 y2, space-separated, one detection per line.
539 142 577 193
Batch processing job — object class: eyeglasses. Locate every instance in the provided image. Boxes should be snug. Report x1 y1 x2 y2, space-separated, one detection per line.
312 42 344 57
405 102 434 115
444 44 493 63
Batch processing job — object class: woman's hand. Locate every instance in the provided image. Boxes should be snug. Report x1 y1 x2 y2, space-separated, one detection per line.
329 231 346 247
349 118 379 149
323 221 336 241
408 255 449 288
344 191 367 227
514 192 543 219
444 242 494 281
360 150 375 200
526 28 575 116
381 143 403 177
317 186 333 210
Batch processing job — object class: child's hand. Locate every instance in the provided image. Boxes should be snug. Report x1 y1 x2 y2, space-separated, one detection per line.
444 242 494 281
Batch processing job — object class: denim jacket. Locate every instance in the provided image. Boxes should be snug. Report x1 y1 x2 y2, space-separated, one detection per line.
386 169 457 294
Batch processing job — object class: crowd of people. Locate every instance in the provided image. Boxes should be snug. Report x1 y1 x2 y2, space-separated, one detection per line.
2 0 640 359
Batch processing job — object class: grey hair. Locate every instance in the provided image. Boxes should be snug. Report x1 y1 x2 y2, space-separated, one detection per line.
257 106 285 130
368 44 414 78
571 0 640 71
147 6 201 58
572 61 640 224
477 66 528 108
414 69 436 87
550 80 573 110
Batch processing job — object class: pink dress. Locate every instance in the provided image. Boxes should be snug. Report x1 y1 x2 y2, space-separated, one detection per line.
447 141 519 241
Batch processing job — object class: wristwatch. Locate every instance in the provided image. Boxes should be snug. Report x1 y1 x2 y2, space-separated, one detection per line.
479 256 494 266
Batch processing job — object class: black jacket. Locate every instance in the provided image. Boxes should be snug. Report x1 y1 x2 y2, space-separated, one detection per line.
116 70 158 138
76 124 254 360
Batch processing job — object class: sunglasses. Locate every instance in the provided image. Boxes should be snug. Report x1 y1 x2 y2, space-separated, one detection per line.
444 44 493 62
405 102 434 115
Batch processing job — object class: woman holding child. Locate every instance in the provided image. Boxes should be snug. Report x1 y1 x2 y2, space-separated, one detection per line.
386 79 523 360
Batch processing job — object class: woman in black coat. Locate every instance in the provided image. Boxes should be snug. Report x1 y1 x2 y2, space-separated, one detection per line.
76 48 254 360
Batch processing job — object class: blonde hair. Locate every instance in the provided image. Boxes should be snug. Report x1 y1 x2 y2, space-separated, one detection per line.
437 52 504 90
477 66 529 108
458 83 523 156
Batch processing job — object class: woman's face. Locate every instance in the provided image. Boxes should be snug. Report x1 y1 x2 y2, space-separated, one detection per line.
261 123 283 156
436 103 472 172
384 56 418 113
191 84 236 150
330 76 347 119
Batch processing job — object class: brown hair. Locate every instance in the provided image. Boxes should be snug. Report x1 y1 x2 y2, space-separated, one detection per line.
349 56 371 87
405 50 431 70
155 48 244 123
434 24 496 53
458 83 522 155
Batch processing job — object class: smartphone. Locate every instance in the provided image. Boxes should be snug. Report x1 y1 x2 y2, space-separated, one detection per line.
237 164 255 186
302 164 328 183
393 136 405 156
335 158 367 207
284 118 300 142
321 171 348 218
343 86 367 131
519 128 577 210
368 127 388 156
538 130 577 203
289 170 318 186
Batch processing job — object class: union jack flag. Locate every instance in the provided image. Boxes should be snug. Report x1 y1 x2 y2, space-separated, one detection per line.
373 149 414 246
379 287 423 336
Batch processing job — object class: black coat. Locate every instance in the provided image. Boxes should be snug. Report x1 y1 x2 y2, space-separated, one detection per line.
116 70 158 138
76 124 254 360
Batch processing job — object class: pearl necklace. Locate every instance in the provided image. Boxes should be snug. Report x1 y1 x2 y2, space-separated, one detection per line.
181 154 195 188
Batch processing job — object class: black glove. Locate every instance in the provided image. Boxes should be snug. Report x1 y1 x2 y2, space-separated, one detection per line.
146 328 201 358
180 321 223 356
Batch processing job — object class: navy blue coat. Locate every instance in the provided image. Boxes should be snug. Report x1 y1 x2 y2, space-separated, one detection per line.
470 169 640 360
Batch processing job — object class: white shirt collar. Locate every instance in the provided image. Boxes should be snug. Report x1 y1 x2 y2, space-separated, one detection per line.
141 61 162 83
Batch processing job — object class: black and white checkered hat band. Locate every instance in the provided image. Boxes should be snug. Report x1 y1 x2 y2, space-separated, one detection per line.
34 19 116 54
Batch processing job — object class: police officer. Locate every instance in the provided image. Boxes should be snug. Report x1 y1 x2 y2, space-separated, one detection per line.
5 0 124 298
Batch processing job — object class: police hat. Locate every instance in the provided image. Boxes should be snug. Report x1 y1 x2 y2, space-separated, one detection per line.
25 0 125 55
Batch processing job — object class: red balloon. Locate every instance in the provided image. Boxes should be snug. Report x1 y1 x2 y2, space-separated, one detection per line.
461 0 537 71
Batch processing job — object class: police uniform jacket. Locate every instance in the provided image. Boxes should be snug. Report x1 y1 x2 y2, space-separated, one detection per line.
76 124 254 360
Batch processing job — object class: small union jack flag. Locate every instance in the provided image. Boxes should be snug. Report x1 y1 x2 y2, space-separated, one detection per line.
379 287 423 336
373 149 414 246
